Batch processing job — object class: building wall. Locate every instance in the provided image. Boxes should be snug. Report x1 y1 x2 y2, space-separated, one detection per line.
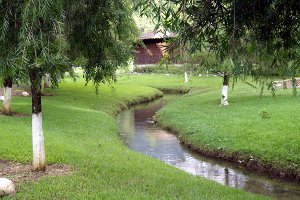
134 39 166 65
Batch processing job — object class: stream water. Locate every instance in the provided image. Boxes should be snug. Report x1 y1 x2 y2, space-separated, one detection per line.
117 97 300 200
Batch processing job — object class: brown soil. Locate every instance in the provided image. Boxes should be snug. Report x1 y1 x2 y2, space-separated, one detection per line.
0 160 73 186
0 112 30 117
158 87 191 94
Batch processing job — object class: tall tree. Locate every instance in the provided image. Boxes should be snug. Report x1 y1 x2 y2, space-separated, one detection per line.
20 0 137 171
19 0 69 171
64 0 138 90
0 0 22 115
0 0 138 171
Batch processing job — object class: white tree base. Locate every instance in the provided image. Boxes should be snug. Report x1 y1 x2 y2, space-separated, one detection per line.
3 87 12 114
32 113 46 171
184 72 188 83
44 73 51 88
220 85 229 106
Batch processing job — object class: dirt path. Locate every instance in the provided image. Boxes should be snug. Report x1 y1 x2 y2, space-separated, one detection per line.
0 160 72 186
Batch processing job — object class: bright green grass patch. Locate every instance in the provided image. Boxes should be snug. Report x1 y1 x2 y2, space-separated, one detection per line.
0 78 268 199
118 73 224 95
133 74 300 173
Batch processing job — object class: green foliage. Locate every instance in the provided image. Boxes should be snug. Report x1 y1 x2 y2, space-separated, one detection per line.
0 0 23 81
133 50 223 75
18 0 71 88
0 0 138 91
133 13 156 32
135 0 300 92
188 51 220 74
134 64 184 74
259 109 271 119
65 0 139 91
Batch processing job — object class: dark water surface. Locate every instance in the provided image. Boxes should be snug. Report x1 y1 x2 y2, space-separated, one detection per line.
117 97 300 200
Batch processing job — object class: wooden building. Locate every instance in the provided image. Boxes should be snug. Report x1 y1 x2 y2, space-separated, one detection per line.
134 31 176 66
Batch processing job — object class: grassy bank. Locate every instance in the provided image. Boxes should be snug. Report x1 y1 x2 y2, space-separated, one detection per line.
120 74 300 181
0 78 267 199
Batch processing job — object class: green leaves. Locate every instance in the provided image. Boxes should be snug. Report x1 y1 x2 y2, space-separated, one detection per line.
136 0 300 94
0 0 23 81
65 0 138 89
0 0 139 91
259 109 271 119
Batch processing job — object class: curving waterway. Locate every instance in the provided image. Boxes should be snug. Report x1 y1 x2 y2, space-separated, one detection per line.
117 97 300 200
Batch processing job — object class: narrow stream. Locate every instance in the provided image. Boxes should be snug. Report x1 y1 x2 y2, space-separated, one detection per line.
117 97 300 200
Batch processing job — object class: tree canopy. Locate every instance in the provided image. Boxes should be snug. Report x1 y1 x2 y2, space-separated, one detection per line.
65 0 138 90
135 0 300 90
0 0 22 81
0 0 138 89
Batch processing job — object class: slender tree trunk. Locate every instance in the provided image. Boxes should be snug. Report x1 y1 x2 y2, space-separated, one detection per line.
30 70 46 171
220 72 229 106
2 77 13 115
184 72 188 83
44 73 50 88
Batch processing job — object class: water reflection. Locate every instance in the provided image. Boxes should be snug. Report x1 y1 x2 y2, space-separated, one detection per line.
117 98 300 200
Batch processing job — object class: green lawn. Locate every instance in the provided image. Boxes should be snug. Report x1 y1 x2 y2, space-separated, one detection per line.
0 78 268 199
118 74 300 180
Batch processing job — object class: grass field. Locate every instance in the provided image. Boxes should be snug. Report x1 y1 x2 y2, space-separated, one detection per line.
118 74 300 180
0 77 268 199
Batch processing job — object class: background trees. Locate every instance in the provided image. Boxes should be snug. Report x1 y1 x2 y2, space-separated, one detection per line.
0 0 23 115
135 0 300 92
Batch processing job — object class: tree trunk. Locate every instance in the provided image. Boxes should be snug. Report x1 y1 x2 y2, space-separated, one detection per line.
44 73 50 88
2 77 13 115
30 70 46 171
184 72 188 83
220 73 229 106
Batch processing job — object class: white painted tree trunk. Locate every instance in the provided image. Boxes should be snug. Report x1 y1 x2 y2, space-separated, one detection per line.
220 85 229 106
44 73 50 88
184 72 188 83
32 113 46 171
3 87 12 115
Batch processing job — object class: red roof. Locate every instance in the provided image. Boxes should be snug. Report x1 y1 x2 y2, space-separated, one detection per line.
140 31 175 40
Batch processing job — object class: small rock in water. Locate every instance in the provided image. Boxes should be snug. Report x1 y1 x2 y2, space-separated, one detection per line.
0 96 4 101
21 91 30 97
146 120 155 124
0 178 16 197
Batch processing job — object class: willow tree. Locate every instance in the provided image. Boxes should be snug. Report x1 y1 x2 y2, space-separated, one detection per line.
64 0 138 89
17 0 137 171
19 0 69 171
135 0 300 99
0 0 22 115
0 0 137 171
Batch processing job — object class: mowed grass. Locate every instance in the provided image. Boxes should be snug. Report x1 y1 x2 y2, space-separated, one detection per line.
0 78 268 199
119 74 300 176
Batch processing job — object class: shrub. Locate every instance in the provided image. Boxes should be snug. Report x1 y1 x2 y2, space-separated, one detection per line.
259 109 271 119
